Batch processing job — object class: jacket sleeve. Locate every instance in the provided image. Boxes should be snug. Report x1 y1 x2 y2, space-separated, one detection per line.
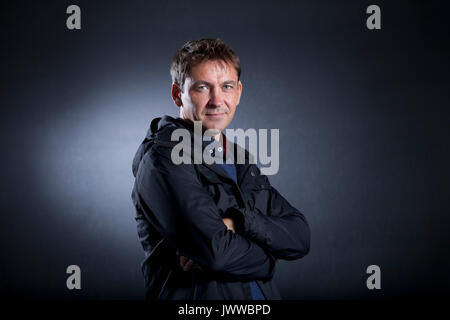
236 174 311 261
134 148 276 281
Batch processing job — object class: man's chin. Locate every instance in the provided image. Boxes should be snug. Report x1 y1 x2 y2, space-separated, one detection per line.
203 126 223 137
202 120 227 133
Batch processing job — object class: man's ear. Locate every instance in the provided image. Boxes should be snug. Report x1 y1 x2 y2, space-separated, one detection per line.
236 80 243 106
171 83 183 107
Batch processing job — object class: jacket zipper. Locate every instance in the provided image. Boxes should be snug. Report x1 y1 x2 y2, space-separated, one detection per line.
191 272 198 300
157 269 173 299
232 164 253 208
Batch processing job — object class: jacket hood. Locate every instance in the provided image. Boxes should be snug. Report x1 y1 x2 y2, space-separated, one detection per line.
132 115 185 177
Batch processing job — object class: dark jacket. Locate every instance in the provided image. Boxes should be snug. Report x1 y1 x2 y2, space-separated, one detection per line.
131 115 310 300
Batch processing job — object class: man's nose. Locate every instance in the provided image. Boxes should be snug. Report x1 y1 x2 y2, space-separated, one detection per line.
208 86 224 107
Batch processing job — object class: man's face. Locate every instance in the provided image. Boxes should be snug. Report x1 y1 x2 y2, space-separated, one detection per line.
172 59 242 134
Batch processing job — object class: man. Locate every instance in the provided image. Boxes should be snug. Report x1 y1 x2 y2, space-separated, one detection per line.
131 38 310 300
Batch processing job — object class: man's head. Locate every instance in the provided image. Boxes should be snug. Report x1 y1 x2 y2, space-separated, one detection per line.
170 38 242 135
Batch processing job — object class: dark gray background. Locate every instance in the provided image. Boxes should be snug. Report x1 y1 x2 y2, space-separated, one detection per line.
1 0 449 299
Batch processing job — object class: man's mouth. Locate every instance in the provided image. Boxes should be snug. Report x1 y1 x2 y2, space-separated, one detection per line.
205 113 225 118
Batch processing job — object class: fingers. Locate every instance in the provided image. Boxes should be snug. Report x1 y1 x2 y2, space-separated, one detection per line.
222 218 235 232
179 255 188 267
177 251 201 272
179 255 195 272
183 259 194 272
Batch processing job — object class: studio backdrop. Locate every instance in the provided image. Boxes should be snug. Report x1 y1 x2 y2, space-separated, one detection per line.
1 0 449 299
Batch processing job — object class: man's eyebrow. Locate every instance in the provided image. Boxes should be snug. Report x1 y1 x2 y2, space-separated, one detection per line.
191 80 238 86
192 80 212 86
222 80 237 85
192 80 236 87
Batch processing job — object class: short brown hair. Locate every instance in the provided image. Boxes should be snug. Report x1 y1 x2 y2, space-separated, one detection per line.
170 38 241 89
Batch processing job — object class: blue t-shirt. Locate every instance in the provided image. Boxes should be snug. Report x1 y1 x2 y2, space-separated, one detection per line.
217 162 266 300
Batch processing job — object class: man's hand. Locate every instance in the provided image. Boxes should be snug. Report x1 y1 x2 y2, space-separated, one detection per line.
222 217 235 232
176 251 200 272
223 217 277 264
177 218 236 272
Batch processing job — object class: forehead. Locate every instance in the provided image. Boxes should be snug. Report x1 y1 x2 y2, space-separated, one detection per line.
188 60 238 82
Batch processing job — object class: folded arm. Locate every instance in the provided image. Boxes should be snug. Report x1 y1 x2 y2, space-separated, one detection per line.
232 172 311 260
134 149 276 281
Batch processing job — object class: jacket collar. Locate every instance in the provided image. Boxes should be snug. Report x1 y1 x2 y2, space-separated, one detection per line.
148 115 255 184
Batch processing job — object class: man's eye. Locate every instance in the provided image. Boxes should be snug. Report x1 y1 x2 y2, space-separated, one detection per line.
224 85 233 90
197 85 207 90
